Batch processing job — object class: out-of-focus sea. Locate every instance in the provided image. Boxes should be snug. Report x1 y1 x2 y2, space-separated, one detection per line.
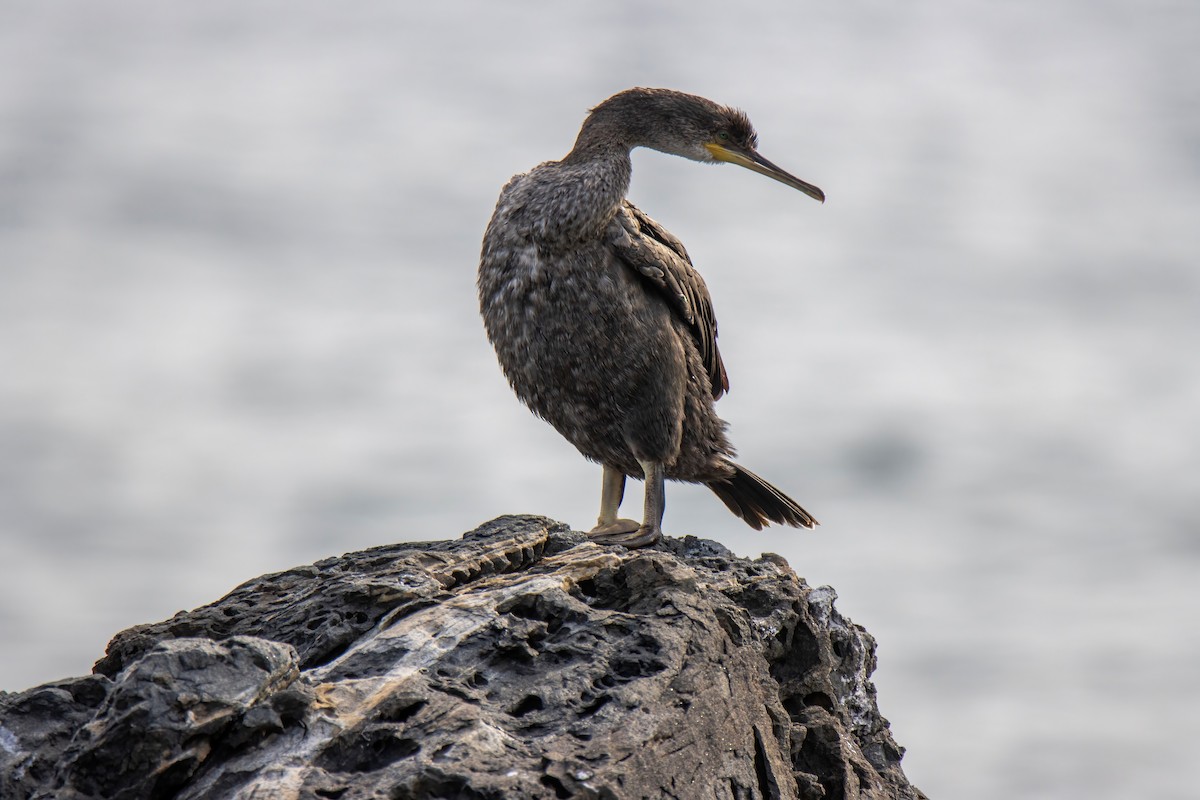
2 2 1197 797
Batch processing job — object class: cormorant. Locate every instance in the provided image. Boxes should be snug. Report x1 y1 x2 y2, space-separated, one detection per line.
479 87 823 547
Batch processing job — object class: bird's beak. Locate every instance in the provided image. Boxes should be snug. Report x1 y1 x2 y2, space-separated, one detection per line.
706 143 825 203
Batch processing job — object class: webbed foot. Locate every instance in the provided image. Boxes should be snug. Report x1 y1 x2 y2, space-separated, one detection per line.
589 518 641 537
588 523 661 548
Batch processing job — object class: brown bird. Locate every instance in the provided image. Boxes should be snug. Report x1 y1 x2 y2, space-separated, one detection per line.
478 88 823 547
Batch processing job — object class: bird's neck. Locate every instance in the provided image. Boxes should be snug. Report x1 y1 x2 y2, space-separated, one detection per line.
528 147 631 247
561 133 633 174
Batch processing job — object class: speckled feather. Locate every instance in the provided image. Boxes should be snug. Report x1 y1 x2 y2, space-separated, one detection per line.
478 159 732 481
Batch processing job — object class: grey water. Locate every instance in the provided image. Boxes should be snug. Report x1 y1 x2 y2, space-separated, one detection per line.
2 2 1197 797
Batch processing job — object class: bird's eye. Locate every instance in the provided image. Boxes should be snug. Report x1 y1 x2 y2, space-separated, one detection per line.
717 131 730 141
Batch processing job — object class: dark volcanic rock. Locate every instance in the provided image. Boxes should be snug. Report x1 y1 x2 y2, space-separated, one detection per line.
0 515 925 800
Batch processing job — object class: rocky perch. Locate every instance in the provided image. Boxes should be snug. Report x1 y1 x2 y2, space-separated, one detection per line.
0 515 925 800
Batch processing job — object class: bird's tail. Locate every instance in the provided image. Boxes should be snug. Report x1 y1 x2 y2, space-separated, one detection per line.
708 463 818 531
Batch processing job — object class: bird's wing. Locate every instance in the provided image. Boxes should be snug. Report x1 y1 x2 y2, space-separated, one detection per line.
609 201 730 399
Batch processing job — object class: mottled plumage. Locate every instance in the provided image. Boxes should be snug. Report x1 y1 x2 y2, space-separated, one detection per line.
478 88 824 546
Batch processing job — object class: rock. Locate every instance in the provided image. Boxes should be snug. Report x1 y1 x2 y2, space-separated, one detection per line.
0 515 925 800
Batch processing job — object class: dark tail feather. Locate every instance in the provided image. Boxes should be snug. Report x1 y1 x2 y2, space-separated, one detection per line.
708 463 818 531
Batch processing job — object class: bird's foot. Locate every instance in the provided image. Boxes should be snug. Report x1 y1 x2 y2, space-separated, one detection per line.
588 521 661 548
589 518 640 537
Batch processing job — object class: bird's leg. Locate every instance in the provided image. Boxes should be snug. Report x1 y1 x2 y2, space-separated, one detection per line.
636 459 665 545
588 465 640 538
589 460 663 548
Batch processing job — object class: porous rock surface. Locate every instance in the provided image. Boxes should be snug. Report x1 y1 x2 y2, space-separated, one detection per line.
0 515 925 800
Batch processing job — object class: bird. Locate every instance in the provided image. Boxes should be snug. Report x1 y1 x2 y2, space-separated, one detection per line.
478 87 824 548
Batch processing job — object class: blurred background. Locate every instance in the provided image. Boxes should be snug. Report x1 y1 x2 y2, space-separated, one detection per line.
2 1 1197 797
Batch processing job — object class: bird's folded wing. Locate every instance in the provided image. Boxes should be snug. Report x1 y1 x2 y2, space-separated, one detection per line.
610 202 730 399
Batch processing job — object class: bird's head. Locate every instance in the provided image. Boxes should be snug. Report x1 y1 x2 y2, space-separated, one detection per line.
582 87 825 203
